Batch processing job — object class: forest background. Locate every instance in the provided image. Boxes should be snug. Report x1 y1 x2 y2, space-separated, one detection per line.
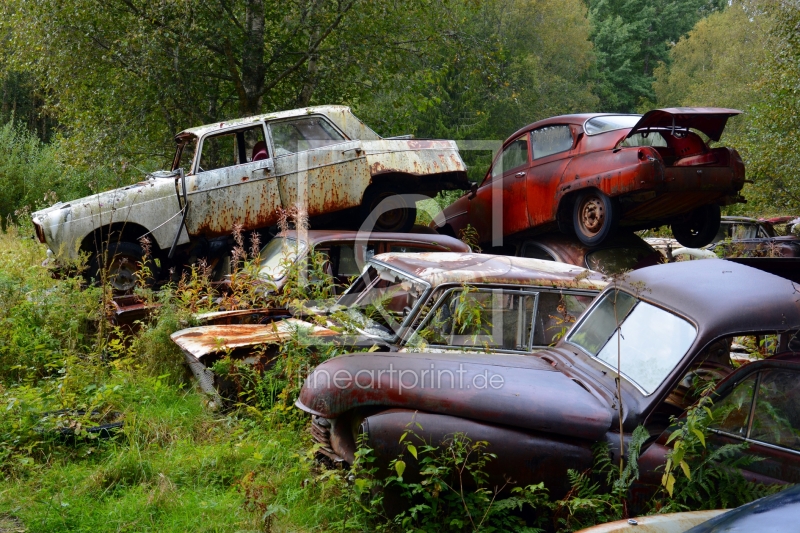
1 0 799 221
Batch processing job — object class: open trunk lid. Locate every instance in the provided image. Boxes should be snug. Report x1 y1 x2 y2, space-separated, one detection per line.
626 107 741 142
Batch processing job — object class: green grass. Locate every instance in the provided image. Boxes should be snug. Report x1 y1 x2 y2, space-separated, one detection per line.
0 225 352 532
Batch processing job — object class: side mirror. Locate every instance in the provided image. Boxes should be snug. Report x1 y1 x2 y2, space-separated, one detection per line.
468 182 478 200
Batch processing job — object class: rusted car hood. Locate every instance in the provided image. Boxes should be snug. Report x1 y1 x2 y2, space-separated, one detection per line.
296 352 614 441
626 107 741 142
170 318 336 360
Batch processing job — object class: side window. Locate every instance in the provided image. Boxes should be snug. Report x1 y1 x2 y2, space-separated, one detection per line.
491 137 529 180
269 116 346 156
709 372 758 437
750 370 800 451
521 243 556 261
420 288 535 351
198 125 266 172
531 125 573 160
327 243 377 279
533 292 594 346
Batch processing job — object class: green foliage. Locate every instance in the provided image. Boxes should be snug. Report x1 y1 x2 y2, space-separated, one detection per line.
588 0 726 112
380 427 550 532
736 0 800 214
0 121 117 222
655 395 781 513
552 426 649 532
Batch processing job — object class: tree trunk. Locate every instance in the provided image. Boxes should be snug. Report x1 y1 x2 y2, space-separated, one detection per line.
239 0 267 116
296 26 320 107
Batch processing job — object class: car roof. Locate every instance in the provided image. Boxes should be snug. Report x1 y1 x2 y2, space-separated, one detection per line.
277 230 471 252
618 260 800 338
373 252 608 290
176 105 382 141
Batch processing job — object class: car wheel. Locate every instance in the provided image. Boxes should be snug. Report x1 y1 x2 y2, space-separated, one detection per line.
361 186 417 232
89 241 152 292
672 204 721 248
573 191 617 246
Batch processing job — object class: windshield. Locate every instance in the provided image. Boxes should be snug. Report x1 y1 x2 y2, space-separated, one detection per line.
567 290 697 394
336 262 430 340
258 237 307 280
173 137 197 172
584 115 641 136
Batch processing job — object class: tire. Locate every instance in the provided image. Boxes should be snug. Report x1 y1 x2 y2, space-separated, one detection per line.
361 186 417 233
672 204 721 248
89 241 152 292
572 190 617 246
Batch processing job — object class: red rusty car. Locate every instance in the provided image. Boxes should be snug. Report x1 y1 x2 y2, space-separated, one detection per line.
436 108 746 248
295 260 800 496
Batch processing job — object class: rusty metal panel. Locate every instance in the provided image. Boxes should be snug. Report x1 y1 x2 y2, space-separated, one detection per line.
170 319 335 361
275 141 371 218
32 176 189 257
374 252 608 290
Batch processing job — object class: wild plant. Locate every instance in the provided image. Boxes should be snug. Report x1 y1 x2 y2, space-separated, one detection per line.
653 396 780 513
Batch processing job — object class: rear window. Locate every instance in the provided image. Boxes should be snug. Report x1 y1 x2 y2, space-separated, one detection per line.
270 117 346 155
584 115 641 136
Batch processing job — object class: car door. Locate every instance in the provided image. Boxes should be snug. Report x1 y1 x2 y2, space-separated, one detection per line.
185 123 280 237
708 367 800 484
526 124 575 227
468 136 531 242
268 115 368 218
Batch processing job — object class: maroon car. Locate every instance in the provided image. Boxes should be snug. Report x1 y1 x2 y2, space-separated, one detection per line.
295 260 800 496
435 108 746 248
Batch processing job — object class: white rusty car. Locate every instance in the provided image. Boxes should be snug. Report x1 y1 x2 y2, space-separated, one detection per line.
31 106 469 290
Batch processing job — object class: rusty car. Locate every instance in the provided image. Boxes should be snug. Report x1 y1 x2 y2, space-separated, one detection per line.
647 216 800 262
31 105 469 291
171 252 607 401
435 108 745 248
295 260 800 497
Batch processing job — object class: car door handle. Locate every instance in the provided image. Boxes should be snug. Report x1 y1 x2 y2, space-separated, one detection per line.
515 171 525 178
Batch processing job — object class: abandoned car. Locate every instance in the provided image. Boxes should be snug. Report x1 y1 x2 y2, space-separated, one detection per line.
171 252 607 400
31 105 469 291
295 260 800 497
435 108 745 248
647 216 800 262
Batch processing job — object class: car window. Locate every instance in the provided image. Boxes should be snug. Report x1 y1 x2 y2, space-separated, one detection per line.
619 132 668 148
198 125 267 172
533 292 594 346
750 370 800 451
531 125 573 159
258 237 307 280
174 137 197 173
585 246 663 274
569 290 697 394
419 287 535 351
584 115 641 135
269 116 346 156
709 372 758 438
520 243 556 261
491 136 529 180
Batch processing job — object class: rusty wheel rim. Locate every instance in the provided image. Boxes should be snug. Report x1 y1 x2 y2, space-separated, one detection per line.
373 193 406 230
108 255 138 292
578 195 605 237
